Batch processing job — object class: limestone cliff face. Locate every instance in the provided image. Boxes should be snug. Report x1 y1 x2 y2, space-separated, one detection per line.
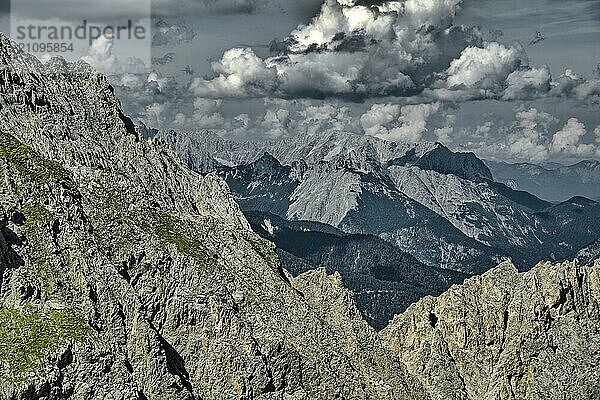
577 239 600 266
382 260 600 400
0 34 426 399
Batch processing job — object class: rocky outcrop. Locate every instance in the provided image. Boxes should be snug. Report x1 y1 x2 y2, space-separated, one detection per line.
291 269 428 397
577 239 600 265
0 34 426 399
382 260 600 400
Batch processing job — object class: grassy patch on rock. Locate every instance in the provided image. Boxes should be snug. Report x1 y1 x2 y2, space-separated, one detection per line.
0 132 73 188
155 213 209 263
0 306 90 383
20 203 55 292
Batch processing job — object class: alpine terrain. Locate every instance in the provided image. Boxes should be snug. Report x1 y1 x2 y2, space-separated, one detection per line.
486 159 600 203
0 34 599 400
156 129 600 328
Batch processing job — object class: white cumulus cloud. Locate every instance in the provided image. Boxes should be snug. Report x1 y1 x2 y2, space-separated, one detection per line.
82 35 147 75
190 48 278 98
445 42 522 90
191 0 482 99
503 66 552 100
550 118 595 157
361 102 440 142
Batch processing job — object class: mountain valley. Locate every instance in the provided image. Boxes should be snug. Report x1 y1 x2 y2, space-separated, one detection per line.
158 128 600 328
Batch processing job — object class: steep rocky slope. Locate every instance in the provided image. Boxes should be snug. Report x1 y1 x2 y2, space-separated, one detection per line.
577 239 600 265
0 34 426 399
388 166 600 265
159 129 600 332
209 149 503 328
382 259 600 400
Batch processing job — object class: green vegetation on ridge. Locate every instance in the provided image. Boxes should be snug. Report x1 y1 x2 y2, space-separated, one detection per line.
0 306 90 383
0 131 73 188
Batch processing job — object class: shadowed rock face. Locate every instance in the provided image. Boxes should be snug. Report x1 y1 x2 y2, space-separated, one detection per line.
382 259 600 400
0 34 426 399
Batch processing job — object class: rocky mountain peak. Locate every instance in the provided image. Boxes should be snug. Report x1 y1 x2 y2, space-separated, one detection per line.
0 33 143 173
0 34 428 399
252 151 284 172
414 145 493 181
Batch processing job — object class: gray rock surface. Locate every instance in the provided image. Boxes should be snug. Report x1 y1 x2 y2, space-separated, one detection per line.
163 130 508 273
577 239 600 265
382 259 600 400
0 34 426 399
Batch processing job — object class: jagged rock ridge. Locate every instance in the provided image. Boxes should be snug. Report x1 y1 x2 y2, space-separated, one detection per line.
243 210 467 329
0 34 425 399
163 130 508 273
382 259 600 400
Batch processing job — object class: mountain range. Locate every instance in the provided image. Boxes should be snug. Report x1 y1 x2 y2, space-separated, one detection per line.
486 159 600 202
0 33 599 399
156 128 600 327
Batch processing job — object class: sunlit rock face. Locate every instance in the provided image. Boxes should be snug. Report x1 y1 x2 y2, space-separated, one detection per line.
382 259 600 400
0 34 425 399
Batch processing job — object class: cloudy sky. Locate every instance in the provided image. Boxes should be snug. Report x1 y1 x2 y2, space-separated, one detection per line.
1 0 599 164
